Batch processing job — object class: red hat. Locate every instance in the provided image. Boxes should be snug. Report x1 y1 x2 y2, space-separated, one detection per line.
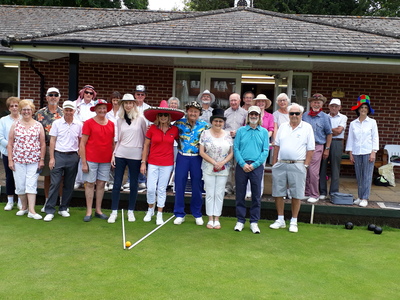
144 100 185 122
90 99 112 112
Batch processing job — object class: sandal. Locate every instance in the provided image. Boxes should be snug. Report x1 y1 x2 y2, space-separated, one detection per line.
213 221 221 229
206 221 214 229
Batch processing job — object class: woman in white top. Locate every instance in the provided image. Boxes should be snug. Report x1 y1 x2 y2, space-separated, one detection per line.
199 108 233 229
272 93 291 143
108 94 147 223
0 97 21 211
346 95 379 208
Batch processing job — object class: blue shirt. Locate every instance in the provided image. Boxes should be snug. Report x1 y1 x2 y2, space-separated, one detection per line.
234 124 269 169
302 111 332 145
175 118 209 154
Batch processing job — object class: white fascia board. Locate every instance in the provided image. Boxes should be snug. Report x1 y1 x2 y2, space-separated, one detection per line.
11 45 400 66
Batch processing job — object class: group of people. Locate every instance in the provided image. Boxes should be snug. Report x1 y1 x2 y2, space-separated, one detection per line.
1 85 379 233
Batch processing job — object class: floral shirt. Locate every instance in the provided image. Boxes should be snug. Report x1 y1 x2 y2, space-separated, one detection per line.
200 129 233 176
34 106 63 145
12 120 42 164
175 118 209 154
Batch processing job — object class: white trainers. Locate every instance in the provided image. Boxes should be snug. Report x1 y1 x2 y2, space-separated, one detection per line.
307 197 319 203
74 183 82 189
127 211 136 222
104 184 109 191
123 182 130 189
138 182 146 189
143 208 154 222
234 222 244 232
319 195 326 200
44 214 54 222
4 203 13 211
245 192 252 199
156 212 163 225
353 198 361 205
108 184 113 190
289 222 298 233
28 212 43 220
270 220 286 229
250 223 261 234
16 209 28 216
174 217 185 225
107 213 117 223
359 199 368 207
195 217 204 226
58 210 70 217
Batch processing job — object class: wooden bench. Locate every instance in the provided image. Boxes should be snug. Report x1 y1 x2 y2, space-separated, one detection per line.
340 148 384 168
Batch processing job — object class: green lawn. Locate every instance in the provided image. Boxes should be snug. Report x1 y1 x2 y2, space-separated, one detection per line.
1 207 399 300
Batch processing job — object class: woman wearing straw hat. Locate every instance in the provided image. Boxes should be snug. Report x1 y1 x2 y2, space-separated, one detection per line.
199 108 233 229
141 100 185 224
345 95 379 208
107 94 147 224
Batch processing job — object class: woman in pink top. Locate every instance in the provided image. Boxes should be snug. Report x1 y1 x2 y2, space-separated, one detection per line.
107 94 147 224
140 100 184 225
8 99 46 220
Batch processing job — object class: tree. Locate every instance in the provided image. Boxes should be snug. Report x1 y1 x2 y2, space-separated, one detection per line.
183 0 233 11
0 0 148 9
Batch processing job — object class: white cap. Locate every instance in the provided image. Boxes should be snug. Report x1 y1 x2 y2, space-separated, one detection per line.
329 98 341 106
62 100 75 110
248 106 261 114
46 87 61 97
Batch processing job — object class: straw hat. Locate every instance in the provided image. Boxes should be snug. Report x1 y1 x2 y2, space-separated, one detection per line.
307 93 327 104
253 94 272 109
197 90 215 103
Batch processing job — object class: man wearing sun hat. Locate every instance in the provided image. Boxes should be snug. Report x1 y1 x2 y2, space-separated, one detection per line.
233 106 269 234
43 100 82 221
34 87 63 212
319 98 348 200
173 101 209 226
302 93 332 203
197 90 215 125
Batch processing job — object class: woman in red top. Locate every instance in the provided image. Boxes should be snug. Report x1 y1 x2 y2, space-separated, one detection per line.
80 99 114 222
140 100 184 225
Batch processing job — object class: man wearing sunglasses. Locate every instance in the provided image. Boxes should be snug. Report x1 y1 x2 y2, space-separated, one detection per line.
270 103 315 233
34 87 63 212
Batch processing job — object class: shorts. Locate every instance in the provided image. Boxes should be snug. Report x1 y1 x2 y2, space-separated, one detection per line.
83 161 111 183
272 162 306 200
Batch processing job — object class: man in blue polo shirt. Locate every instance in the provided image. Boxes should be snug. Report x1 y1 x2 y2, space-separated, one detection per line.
233 106 269 234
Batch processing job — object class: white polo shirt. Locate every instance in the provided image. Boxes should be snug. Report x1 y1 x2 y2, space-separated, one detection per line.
275 121 315 160
49 117 83 152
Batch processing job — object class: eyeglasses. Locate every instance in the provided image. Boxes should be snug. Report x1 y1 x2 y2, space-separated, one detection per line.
277 99 287 103
84 91 94 95
48 93 59 97
289 112 301 116
135 93 145 96
21 108 32 112
158 113 169 117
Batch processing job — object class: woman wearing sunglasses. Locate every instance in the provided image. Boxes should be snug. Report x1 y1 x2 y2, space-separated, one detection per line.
199 108 233 229
141 100 184 225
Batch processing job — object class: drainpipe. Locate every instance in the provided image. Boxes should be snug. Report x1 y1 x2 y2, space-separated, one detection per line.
28 57 45 108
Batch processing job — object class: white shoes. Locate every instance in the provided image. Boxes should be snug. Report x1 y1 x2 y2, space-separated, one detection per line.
270 220 286 229
138 182 146 189
4 203 14 211
28 212 42 220
195 217 204 226
245 192 252 199
58 210 70 217
307 197 319 203
108 183 114 190
156 212 163 225
74 183 82 189
359 199 368 207
289 222 298 233
127 211 136 222
143 208 154 222
250 223 260 234
319 195 326 200
123 182 130 189
174 217 185 225
16 209 28 216
107 213 117 223
234 222 244 232
44 214 54 222
104 183 109 191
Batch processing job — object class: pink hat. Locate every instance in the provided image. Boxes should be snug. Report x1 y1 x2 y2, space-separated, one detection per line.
144 100 185 122
90 99 112 112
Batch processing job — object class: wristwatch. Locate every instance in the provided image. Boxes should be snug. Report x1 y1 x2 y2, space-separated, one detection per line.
304 164 309 168
325 147 330 150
